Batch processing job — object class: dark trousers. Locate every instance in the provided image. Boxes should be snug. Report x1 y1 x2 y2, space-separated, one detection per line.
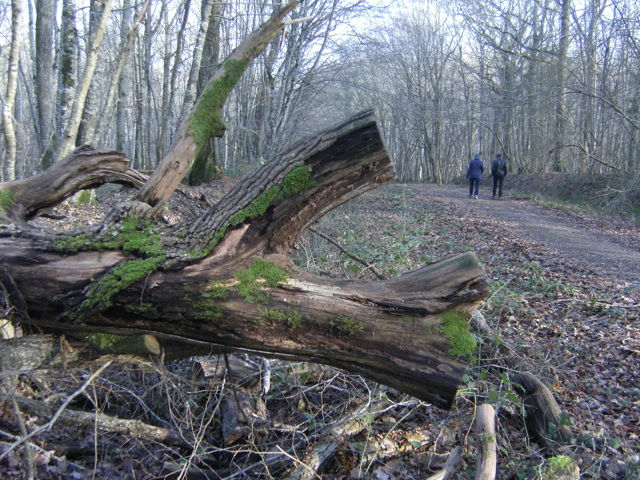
469 178 480 196
492 176 504 197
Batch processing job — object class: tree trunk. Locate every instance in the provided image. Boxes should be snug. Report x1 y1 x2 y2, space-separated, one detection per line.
2 0 24 181
41 0 77 170
0 112 488 410
35 0 56 159
93 0 151 148
58 0 114 159
552 0 571 172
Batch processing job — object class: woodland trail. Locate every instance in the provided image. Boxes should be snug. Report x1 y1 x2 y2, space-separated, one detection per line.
414 183 640 285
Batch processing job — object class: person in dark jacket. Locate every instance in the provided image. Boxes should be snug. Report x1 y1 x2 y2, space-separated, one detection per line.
466 154 484 199
491 152 508 199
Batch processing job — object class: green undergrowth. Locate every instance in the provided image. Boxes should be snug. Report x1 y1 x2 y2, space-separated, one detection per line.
504 173 640 220
294 188 442 278
542 455 578 477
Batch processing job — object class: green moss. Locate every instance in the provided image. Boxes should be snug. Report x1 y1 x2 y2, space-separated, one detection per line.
181 283 230 322
82 333 122 351
230 164 314 227
54 233 94 252
59 217 171 320
0 190 14 213
279 164 315 198
542 455 577 477
196 165 314 257
233 259 288 304
230 186 281 225
331 315 365 335
73 256 165 319
54 216 166 259
439 310 477 357
258 307 303 329
188 58 250 148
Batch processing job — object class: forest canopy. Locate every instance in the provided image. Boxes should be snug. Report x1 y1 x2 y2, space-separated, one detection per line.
1 0 640 192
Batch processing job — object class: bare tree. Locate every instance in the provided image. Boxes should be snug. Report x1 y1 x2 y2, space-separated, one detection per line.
2 0 24 181
58 0 113 159
552 0 572 172
34 0 56 159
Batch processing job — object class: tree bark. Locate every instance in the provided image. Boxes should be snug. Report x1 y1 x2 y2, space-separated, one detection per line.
0 112 488 410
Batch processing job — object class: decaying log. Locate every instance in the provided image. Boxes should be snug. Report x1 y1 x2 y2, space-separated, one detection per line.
191 354 264 389
0 112 488 409
0 146 146 222
0 333 160 376
221 388 268 445
475 404 497 480
79 332 161 356
514 372 575 452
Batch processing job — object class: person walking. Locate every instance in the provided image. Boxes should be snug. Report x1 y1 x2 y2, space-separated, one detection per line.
491 152 508 199
466 154 484 199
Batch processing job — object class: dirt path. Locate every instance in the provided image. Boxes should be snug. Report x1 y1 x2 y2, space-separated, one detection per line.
414 184 640 284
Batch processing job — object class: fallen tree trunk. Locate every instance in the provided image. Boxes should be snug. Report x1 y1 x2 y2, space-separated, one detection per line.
0 146 146 223
0 112 488 409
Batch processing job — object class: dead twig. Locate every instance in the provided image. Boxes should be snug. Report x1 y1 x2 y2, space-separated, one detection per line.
309 227 385 280
0 360 112 460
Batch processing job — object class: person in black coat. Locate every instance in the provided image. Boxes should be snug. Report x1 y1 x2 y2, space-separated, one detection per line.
466 154 484 199
491 153 508 199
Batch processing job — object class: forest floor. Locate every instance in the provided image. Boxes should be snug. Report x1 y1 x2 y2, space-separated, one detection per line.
1 178 639 479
